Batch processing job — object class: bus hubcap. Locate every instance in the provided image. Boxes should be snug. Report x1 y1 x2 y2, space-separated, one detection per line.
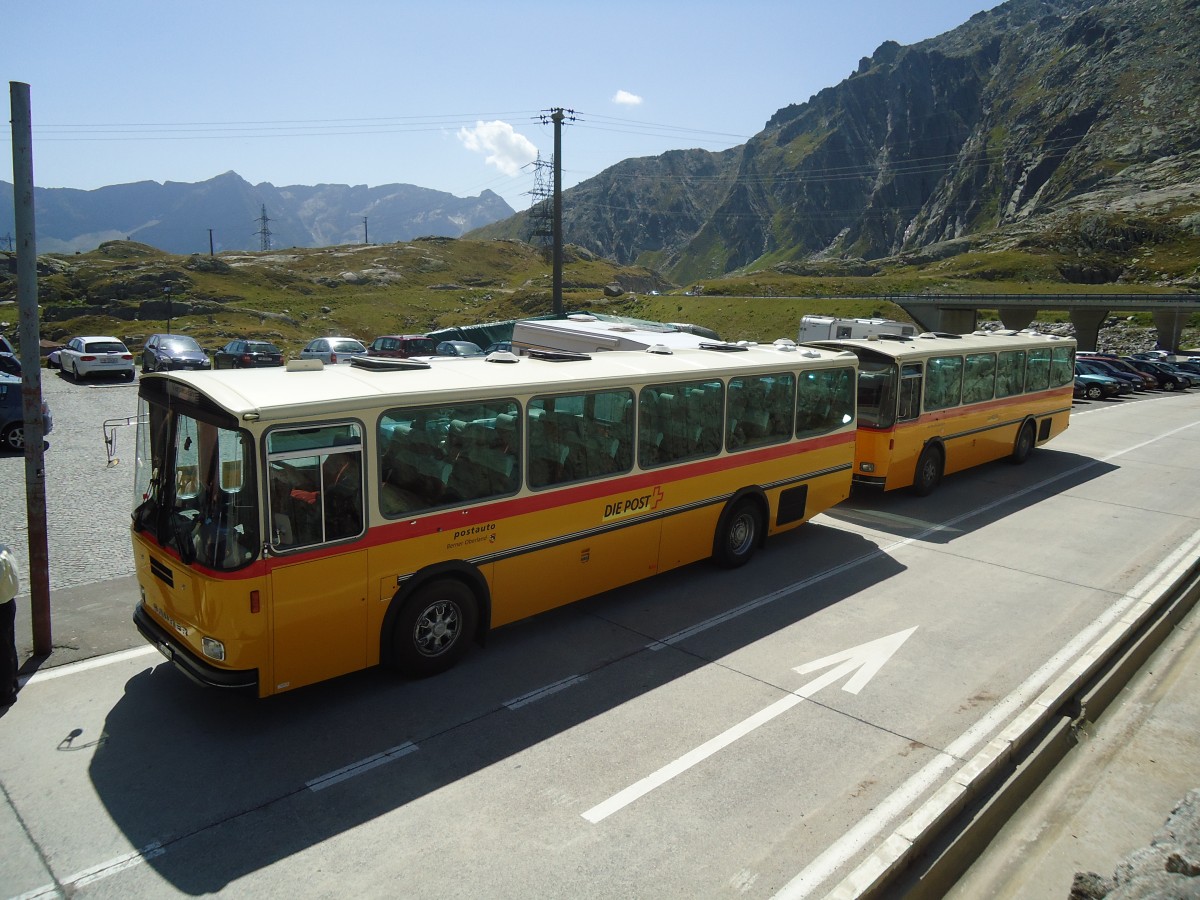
415 602 460 655
729 515 754 554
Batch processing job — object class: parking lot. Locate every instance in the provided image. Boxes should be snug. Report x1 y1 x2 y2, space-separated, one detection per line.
1 367 141 593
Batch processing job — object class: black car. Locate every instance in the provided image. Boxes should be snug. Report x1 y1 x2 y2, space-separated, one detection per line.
0 352 19 377
1123 358 1190 391
141 334 211 373
213 339 284 369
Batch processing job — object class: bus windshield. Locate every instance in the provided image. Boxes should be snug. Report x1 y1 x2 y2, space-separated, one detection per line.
133 397 259 570
855 358 898 428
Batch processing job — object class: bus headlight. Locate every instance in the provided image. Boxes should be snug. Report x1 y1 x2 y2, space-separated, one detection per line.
202 636 226 661
860 462 875 473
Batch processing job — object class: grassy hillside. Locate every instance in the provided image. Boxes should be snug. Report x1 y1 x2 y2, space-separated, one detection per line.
2 235 1197 356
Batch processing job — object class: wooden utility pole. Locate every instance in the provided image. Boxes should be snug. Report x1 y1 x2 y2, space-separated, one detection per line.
551 108 564 318
9 81 52 655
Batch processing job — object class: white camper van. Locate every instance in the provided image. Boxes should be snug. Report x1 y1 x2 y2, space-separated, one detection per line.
797 315 917 343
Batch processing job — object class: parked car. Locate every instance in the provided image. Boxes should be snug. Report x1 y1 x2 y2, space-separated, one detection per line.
0 372 53 452
1073 372 1123 400
1077 354 1156 390
482 341 513 355
0 352 19 376
1122 358 1190 391
141 333 211 373
213 339 284 369
58 335 135 381
1170 358 1200 378
1153 361 1200 386
366 334 438 359
434 340 485 358
1075 359 1137 393
298 337 368 365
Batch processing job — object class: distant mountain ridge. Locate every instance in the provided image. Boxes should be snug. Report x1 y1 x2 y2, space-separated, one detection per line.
474 0 1200 284
0 171 514 254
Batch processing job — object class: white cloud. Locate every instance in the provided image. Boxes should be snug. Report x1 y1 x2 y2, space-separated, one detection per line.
457 120 538 177
613 90 643 106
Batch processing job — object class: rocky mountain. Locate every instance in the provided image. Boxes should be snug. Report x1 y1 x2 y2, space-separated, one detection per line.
0 171 514 255
476 0 1200 285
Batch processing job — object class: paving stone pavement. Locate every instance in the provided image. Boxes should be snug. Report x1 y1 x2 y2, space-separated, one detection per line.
2 364 141 616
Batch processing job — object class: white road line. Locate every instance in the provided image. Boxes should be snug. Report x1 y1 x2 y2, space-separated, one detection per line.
20 646 159 687
584 693 806 823
504 674 588 710
651 414 1200 654
770 528 1200 898
585 630 918 824
16 842 165 899
305 742 418 792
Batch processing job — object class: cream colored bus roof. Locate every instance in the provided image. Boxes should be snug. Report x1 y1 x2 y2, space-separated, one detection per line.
150 342 857 423
806 329 1076 362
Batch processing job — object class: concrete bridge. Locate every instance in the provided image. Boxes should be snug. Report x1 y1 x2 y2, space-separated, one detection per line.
862 294 1199 351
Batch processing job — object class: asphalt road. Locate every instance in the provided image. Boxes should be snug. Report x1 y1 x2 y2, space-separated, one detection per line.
2 377 1199 899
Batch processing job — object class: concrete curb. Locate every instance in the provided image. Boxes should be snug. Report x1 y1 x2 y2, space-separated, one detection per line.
826 536 1200 899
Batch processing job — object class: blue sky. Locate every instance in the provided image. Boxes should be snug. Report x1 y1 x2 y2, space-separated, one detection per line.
8 0 1001 213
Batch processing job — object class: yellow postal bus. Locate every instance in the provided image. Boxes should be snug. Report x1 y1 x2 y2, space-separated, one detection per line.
129 340 858 696
806 330 1075 495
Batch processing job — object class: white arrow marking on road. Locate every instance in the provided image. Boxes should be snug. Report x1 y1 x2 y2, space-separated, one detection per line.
581 627 918 824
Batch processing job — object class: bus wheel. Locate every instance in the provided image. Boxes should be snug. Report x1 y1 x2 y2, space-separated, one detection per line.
912 445 943 497
713 498 762 569
1010 421 1036 465
393 579 478 677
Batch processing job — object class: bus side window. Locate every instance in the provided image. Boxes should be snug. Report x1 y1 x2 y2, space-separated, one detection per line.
1050 346 1074 387
266 423 364 549
642 379 723 465
962 353 996 405
996 351 1025 398
898 364 923 421
924 356 963 411
382 402 520 512
528 390 633 487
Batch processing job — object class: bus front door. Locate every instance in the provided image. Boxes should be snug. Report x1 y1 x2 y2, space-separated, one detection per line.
269 550 368 692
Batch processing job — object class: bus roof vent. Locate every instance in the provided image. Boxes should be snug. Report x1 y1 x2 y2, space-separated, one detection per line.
875 333 913 342
566 313 598 322
773 338 798 352
918 332 964 339
349 356 431 372
286 359 324 372
527 348 592 362
646 344 673 355
800 348 822 358
484 350 520 364
699 342 750 353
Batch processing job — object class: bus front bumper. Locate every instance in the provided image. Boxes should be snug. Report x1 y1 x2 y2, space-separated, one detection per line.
134 602 259 692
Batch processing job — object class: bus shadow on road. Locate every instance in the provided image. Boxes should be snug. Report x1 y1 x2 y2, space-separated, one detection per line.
821 449 1116 545
86 524 902 894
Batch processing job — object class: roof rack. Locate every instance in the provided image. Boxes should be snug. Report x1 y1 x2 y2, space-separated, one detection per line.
349 356 431 372
527 348 591 362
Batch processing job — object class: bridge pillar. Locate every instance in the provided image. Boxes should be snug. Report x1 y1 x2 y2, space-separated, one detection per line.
998 307 1039 331
1152 310 1187 352
894 302 976 334
1070 309 1108 352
